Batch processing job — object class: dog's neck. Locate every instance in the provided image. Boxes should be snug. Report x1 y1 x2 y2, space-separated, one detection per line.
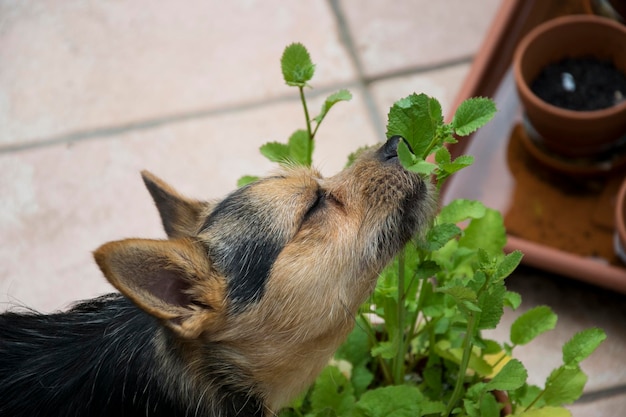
0 294 266 417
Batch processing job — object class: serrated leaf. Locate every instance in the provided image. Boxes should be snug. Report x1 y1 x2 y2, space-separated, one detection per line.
459 208 507 257
451 97 497 136
485 359 528 391
371 340 398 360
260 141 291 163
313 89 352 123
510 306 557 346
440 155 475 175
562 328 606 366
287 129 311 166
397 138 417 167
237 175 259 187
436 285 477 302
310 366 355 416
494 250 524 282
386 93 443 158
419 223 462 251
435 146 452 164
543 365 587 406
281 42 315 86
437 199 487 224
335 318 371 367
504 291 522 310
406 160 438 175
479 392 500 417
476 280 506 330
353 385 422 417
350 365 374 398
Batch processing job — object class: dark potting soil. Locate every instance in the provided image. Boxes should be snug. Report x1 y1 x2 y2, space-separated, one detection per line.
531 56 626 111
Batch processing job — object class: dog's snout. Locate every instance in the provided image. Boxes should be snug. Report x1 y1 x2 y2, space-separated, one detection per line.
378 136 411 161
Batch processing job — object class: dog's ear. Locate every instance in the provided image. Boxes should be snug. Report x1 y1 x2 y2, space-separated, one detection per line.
94 238 226 338
141 170 210 238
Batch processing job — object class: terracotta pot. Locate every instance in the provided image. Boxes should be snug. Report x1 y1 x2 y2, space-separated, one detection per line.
615 178 626 264
513 15 626 159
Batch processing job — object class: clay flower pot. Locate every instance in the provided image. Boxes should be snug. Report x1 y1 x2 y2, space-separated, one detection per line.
513 15 626 161
616 178 626 264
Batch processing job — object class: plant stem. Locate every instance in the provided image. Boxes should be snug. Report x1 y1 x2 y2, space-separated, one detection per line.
524 365 565 412
298 86 314 166
444 313 478 417
358 312 394 384
393 251 407 385
404 267 427 364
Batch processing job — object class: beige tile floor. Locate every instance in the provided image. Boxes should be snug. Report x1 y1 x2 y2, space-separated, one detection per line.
1 1 624 415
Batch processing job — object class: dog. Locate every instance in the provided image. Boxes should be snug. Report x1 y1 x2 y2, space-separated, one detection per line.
0 136 435 417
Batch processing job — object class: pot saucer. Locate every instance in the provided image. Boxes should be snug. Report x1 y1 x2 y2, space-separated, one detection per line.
519 116 626 176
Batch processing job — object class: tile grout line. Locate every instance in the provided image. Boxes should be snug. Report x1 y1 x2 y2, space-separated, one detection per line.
0 84 356 155
1 9 474 156
327 0 387 140
576 383 626 404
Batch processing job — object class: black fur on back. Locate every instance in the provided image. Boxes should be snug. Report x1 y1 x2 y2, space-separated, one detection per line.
0 294 265 417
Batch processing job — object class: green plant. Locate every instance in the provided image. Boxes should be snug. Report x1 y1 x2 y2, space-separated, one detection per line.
244 43 606 417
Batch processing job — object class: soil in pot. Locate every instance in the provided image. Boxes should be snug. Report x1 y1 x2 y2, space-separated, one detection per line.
530 56 626 111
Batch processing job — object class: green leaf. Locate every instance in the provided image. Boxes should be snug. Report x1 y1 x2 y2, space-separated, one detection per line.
459 208 507 257
436 285 477 303
435 146 452 164
434 340 493 376
542 365 587 406
562 328 606 366
288 129 312 166
437 199 487 224
504 291 522 310
419 223 462 251
351 364 375 398
397 139 417 167
510 306 557 346
451 97 497 136
371 340 398 360
476 280 506 330
406 160 438 175
353 386 422 417
237 175 259 187
440 155 475 175
494 250 524 282
335 318 370 367
281 43 315 87
479 392 500 417
260 141 291 163
386 93 443 158
313 89 352 123
485 359 528 391
310 366 355 416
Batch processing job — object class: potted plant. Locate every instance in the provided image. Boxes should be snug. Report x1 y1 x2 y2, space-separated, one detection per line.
244 43 607 417
513 14 626 175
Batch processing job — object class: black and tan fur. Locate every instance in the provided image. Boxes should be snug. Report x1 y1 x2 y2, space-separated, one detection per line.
0 137 435 416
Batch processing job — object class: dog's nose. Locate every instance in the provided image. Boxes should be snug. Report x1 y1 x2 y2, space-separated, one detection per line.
378 136 411 161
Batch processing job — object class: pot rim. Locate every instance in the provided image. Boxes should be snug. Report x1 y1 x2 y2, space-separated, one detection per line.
513 14 626 120
617 178 626 245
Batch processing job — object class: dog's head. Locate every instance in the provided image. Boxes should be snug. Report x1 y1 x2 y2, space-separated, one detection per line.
94 136 435 408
